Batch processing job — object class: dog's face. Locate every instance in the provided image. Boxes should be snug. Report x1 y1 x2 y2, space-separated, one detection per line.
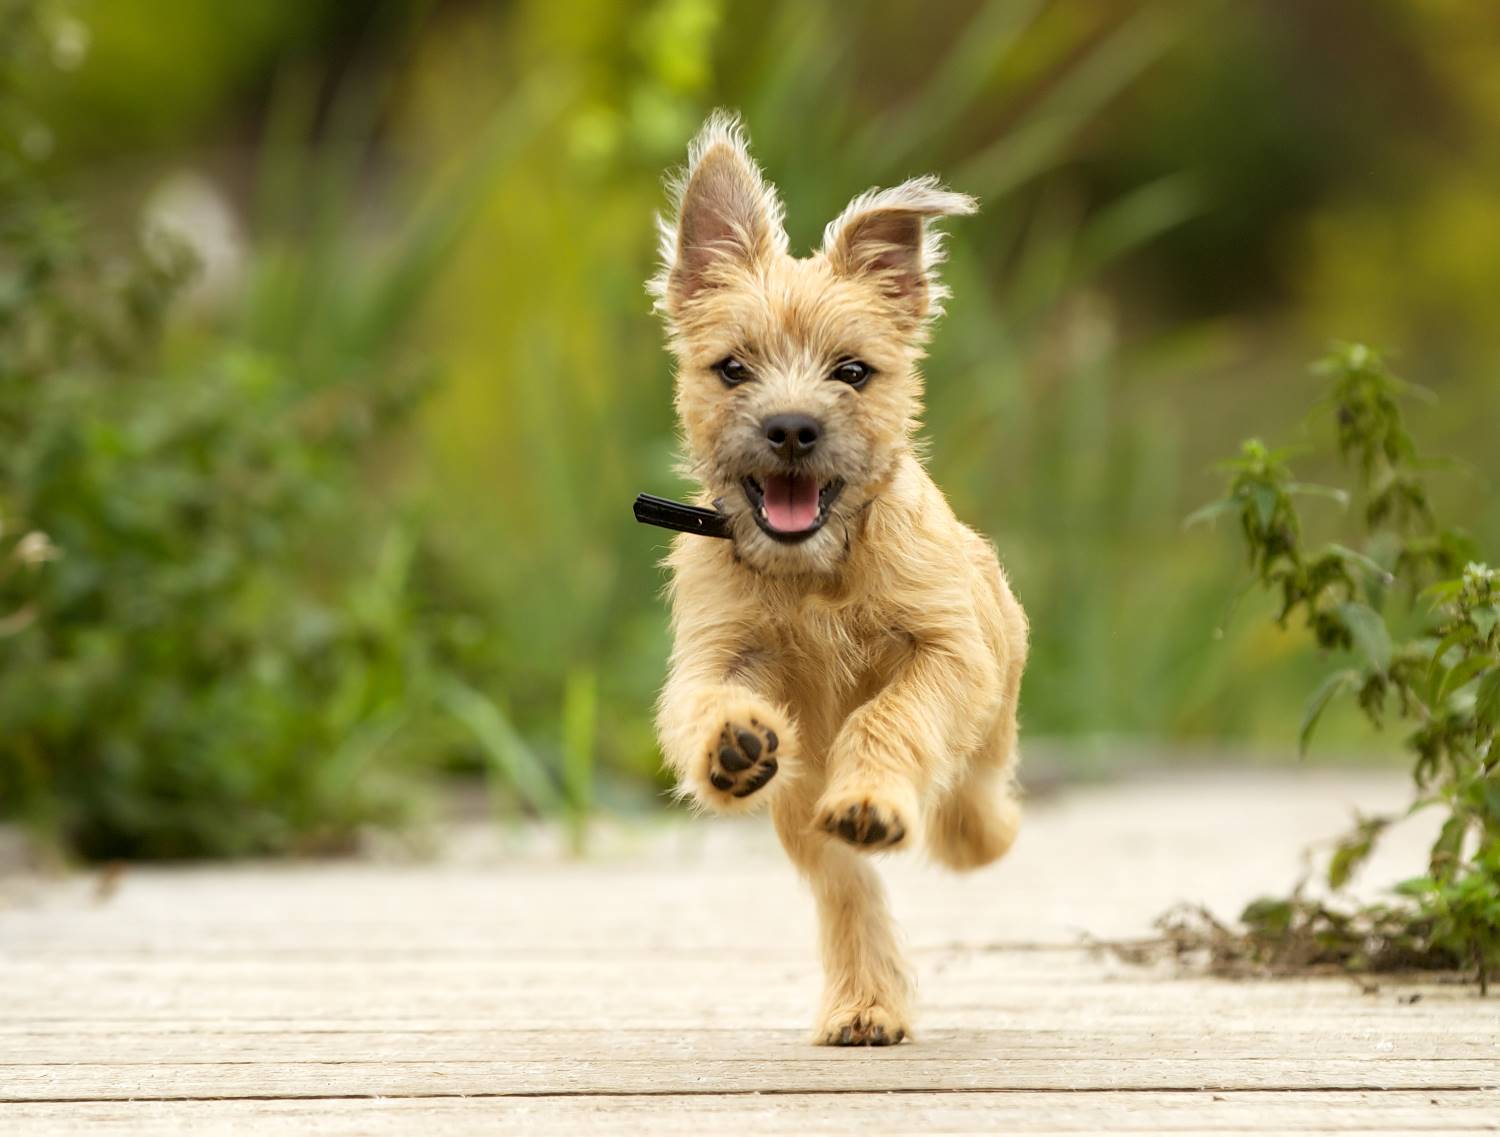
650 113 975 576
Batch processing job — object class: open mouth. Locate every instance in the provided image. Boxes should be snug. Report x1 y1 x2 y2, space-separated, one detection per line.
741 474 845 543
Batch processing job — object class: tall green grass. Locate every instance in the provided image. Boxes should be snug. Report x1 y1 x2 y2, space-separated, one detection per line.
399 0 1263 786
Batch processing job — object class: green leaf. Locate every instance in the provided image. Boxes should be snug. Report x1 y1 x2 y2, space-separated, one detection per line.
1477 777 1500 827
1323 543 1392 582
1472 605 1498 642
1240 897 1294 936
1337 601 1392 671
1249 484 1278 529
1419 579 1464 610
1182 497 1239 530
1393 875 1437 899
1328 815 1390 890
1426 627 1474 689
1404 793 1446 818
1286 482 1350 508
1437 654 1498 709
1429 816 1469 882
1299 668 1361 755
1475 669 1500 729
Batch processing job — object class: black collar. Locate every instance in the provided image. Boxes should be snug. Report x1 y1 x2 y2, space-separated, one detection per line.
633 493 733 539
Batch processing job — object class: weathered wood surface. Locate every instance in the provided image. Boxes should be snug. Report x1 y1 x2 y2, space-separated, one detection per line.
2 771 1497 1134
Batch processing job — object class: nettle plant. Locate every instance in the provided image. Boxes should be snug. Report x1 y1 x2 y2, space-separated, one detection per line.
1187 344 1499 990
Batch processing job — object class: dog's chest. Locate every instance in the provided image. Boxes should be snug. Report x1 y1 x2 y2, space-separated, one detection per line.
767 595 913 715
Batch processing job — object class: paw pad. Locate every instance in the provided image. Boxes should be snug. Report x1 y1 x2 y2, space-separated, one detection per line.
820 798 906 848
821 1011 908 1046
707 721 779 799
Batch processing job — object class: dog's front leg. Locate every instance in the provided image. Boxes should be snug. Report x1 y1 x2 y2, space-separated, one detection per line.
773 788 911 1045
656 615 793 813
816 625 1000 851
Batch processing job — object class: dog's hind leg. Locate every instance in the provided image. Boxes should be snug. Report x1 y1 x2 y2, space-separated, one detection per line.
773 782 912 1046
925 752 1021 871
926 674 1023 870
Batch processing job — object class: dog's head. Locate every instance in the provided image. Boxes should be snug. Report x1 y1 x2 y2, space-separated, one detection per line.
649 112 975 576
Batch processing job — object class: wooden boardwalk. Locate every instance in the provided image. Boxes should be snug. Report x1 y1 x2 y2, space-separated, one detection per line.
2 770 1497 1134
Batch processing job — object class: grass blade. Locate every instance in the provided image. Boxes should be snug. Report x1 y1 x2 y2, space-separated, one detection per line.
851 0 1047 165
955 5 1179 198
438 678 563 817
561 667 597 855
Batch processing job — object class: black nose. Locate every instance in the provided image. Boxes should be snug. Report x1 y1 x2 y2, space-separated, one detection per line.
762 413 822 461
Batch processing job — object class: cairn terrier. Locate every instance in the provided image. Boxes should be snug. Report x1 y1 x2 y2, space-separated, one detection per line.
646 112 1028 1046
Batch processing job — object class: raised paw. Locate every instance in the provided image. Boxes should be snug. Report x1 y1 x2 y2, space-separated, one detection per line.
817 1004 909 1047
706 720 780 801
816 790 909 850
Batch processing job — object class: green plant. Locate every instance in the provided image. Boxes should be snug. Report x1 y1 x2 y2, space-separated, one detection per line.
0 0 570 859
0 160 428 856
1183 343 1499 989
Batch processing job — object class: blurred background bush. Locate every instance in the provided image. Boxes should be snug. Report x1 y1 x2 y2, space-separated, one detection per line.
1 0 1496 859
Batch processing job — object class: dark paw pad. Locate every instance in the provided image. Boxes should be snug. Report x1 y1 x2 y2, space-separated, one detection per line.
707 721 780 799
822 800 906 848
824 1014 907 1047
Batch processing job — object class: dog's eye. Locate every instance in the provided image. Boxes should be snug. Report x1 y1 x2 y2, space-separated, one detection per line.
713 357 751 387
830 359 873 389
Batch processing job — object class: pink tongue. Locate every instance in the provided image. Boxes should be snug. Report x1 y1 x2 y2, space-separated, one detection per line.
763 474 820 532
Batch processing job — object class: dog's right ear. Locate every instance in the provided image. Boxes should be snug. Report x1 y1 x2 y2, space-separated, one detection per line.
649 111 786 318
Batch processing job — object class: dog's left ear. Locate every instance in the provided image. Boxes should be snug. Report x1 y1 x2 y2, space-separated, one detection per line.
822 177 977 326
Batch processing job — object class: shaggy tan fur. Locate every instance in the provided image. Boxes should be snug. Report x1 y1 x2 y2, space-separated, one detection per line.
649 112 1029 1046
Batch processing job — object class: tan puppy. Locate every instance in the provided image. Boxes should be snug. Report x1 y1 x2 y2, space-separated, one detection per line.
648 112 1028 1046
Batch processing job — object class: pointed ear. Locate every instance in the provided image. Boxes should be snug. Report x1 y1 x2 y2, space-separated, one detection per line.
821 177 977 324
650 112 787 317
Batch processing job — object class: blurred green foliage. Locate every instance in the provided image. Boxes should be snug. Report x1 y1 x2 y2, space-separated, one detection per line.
0 0 566 857
0 102 431 857
2 0 1499 858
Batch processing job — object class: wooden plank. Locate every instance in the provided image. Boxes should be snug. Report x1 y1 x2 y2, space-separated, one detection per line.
1 952 1490 1024
4 1053 1497 1102
4 1090 1500 1136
